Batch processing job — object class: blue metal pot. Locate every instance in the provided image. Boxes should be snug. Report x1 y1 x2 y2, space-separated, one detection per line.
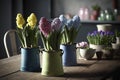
20 47 41 72
60 44 77 66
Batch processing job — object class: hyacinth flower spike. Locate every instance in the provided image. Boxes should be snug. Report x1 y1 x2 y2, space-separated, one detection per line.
39 17 62 51
59 14 81 44
59 15 67 27
39 17 52 50
51 18 62 31
39 17 52 37
27 13 37 29
72 15 81 41
16 13 25 29
72 15 81 30
51 18 62 50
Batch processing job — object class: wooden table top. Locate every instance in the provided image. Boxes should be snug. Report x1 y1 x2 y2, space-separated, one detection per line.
0 55 120 80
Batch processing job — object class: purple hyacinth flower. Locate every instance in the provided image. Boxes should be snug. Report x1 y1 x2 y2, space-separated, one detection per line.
99 31 105 36
51 18 61 31
93 30 98 35
98 30 103 33
72 15 81 28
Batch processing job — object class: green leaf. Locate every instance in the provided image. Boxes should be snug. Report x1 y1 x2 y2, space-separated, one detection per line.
40 31 47 50
16 28 25 47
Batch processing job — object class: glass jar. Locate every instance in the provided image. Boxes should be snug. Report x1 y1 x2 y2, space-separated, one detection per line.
105 10 113 21
113 9 118 20
99 10 105 21
78 8 84 20
84 8 89 20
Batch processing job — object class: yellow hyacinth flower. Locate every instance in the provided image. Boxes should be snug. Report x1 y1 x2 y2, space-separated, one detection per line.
27 13 37 29
16 13 25 29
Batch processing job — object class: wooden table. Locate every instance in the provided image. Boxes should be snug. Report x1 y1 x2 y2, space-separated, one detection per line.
0 55 120 80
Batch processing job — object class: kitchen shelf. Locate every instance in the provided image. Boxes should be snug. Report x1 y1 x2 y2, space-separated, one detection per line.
81 20 120 24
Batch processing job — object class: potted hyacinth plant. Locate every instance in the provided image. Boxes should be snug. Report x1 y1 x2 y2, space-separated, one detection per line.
16 13 40 72
87 30 115 59
59 15 81 45
59 14 81 66
38 17 64 76
76 42 95 60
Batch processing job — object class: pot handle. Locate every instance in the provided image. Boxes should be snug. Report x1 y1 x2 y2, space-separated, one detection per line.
39 48 44 54
60 49 64 56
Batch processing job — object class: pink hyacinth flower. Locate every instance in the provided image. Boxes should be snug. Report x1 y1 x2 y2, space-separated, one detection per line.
51 18 61 31
79 42 88 48
39 17 52 37
76 42 88 48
